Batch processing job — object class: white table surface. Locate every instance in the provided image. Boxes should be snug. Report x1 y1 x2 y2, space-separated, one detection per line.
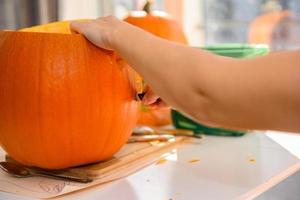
0 131 299 200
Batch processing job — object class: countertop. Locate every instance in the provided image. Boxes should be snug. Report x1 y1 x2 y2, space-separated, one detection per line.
0 131 299 200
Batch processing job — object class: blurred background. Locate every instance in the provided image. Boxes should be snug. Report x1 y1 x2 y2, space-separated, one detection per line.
1 0 300 50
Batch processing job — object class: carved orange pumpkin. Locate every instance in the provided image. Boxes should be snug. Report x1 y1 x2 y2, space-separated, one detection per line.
124 1 188 126
0 21 139 169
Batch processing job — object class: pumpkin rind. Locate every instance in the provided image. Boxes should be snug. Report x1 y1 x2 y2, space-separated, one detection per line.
0 31 138 169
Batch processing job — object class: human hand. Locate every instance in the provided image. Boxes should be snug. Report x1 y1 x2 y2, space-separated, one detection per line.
141 86 168 108
71 17 166 108
70 16 127 50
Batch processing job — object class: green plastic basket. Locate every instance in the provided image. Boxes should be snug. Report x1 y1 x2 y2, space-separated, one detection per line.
172 44 269 136
201 44 269 58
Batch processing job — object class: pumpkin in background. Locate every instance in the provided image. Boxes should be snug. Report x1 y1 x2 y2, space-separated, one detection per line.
124 1 188 126
0 21 139 169
248 11 291 45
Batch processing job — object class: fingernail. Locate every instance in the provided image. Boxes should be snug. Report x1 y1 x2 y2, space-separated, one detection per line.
142 97 156 105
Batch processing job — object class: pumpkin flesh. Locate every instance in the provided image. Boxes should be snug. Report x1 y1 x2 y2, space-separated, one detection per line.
19 20 90 34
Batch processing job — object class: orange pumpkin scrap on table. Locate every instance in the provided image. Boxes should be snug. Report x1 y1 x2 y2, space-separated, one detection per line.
124 1 188 127
0 21 140 169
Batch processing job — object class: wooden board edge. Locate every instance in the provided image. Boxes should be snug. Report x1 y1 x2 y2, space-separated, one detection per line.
237 162 300 200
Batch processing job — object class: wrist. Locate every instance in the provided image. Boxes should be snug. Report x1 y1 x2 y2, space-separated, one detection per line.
108 22 127 51
109 19 141 52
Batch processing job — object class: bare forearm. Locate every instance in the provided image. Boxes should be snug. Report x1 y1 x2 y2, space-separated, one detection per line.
111 24 222 122
111 24 300 132
225 52 300 131
71 18 300 132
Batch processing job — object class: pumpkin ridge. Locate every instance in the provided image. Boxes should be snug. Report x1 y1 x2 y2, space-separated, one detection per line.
16 34 34 165
98 55 118 159
37 36 48 167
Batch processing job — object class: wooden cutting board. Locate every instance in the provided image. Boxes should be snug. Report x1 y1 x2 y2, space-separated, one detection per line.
0 137 187 199
61 137 186 181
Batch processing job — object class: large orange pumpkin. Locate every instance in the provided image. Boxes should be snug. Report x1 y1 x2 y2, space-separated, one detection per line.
0 21 139 169
124 1 188 126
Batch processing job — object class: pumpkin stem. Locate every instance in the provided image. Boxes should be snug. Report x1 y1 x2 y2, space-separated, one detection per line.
143 0 152 13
